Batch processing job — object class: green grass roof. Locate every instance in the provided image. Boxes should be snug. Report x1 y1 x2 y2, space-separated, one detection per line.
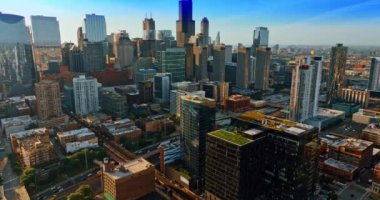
209 130 252 146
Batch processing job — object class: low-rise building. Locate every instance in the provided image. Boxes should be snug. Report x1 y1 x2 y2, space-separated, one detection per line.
372 162 380 193
353 109 380 125
1 115 35 138
320 158 358 181
304 108 345 132
103 158 155 200
225 95 251 113
101 119 142 142
321 135 373 169
57 128 98 153
362 124 380 146
10 128 56 167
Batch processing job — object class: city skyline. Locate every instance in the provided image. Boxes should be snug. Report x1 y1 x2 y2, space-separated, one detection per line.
2 0 380 46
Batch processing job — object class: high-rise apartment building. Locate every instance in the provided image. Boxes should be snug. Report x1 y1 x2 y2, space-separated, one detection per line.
211 45 226 82
83 14 107 42
181 95 216 192
205 130 258 200
143 17 156 40
217 112 319 200
369 57 380 91
113 30 136 69
138 81 154 103
254 47 271 90
253 27 269 47
176 0 195 47
327 44 348 106
73 75 100 115
289 57 323 122
154 73 171 104
193 46 208 81
236 47 251 89
157 48 186 82
83 41 106 72
69 45 85 72
0 12 34 89
35 80 62 120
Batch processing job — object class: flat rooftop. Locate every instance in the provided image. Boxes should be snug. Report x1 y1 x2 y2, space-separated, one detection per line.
243 128 263 136
57 128 93 137
106 158 153 180
322 136 373 152
328 120 367 138
10 128 47 139
324 158 358 173
1 115 33 125
363 124 380 134
181 95 216 108
239 112 314 135
209 129 252 146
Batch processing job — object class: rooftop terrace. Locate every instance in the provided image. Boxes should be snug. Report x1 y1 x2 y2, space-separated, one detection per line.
209 129 252 146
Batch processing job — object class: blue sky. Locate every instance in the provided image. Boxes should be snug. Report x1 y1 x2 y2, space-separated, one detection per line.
2 0 380 45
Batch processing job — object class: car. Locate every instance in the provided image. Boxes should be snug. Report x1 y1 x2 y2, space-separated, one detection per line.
368 179 373 184
87 173 93 177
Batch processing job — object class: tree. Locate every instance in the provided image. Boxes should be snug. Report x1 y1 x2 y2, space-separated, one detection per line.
67 185 93 200
76 185 93 200
67 192 84 200
20 167 36 187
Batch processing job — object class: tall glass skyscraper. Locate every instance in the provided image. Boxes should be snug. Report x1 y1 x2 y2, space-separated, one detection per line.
157 48 186 83
83 14 107 42
327 43 348 106
0 12 34 95
31 15 62 71
253 27 269 47
176 0 195 47
368 57 380 91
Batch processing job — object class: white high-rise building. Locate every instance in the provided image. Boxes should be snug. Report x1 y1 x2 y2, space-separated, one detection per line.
289 57 323 122
31 15 61 46
83 14 107 42
368 57 380 91
73 75 100 115
253 27 269 47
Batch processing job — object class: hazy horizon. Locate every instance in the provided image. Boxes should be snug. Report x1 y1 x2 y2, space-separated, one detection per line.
2 0 380 46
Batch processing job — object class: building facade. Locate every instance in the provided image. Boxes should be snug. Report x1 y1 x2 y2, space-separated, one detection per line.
289 57 323 122
369 57 380 91
176 0 195 47
157 48 186 83
73 76 100 115
181 95 216 192
83 14 107 42
236 47 251 89
35 80 62 120
327 44 348 106
254 47 271 90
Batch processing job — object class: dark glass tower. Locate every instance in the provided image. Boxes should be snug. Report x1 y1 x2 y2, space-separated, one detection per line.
176 0 195 47
327 43 348 106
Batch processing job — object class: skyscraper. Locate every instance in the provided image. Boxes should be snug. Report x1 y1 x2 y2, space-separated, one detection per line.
157 48 186 82
368 57 380 91
181 95 216 192
289 57 323 122
35 80 62 120
143 17 156 40
327 43 348 106
253 27 269 47
236 47 251 89
205 130 258 200
212 45 226 82
113 30 136 69
68 45 84 72
83 14 107 42
254 47 271 90
176 0 195 47
83 41 106 72
0 12 34 94
154 73 171 104
31 15 62 71
215 32 221 45
73 75 100 115
201 17 209 37
226 112 319 199
193 46 208 81
77 27 84 49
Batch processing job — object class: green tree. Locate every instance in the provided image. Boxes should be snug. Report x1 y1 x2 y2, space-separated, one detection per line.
20 167 36 187
67 192 84 200
76 185 93 200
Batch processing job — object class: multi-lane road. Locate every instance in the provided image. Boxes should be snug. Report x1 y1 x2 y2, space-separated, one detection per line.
1 135 20 200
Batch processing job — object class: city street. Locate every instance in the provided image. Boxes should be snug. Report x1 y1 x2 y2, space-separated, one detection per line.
1 135 20 200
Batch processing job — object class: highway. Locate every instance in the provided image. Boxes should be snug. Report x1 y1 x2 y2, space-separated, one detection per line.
65 110 203 200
